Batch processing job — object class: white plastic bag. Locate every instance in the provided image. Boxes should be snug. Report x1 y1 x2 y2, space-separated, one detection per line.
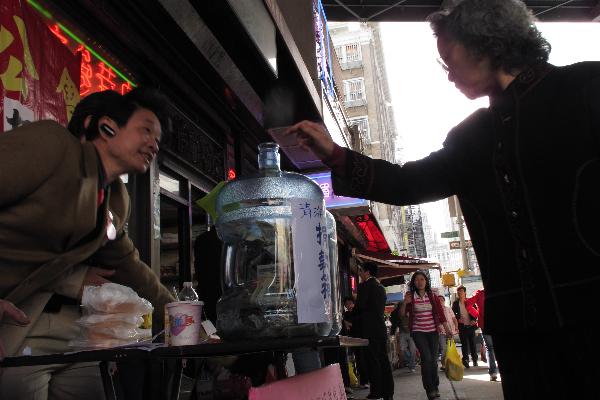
69 283 153 349
81 283 153 315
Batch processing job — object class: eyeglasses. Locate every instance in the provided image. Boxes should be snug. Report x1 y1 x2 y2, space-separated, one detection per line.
437 57 450 74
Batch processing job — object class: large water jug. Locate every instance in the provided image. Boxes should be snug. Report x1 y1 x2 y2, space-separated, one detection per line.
214 143 332 340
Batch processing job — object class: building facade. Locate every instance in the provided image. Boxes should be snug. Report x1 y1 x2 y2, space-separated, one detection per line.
393 204 428 258
329 21 401 251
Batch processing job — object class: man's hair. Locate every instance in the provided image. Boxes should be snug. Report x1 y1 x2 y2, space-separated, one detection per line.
68 88 171 141
361 262 378 277
457 285 467 293
343 296 355 304
428 0 551 73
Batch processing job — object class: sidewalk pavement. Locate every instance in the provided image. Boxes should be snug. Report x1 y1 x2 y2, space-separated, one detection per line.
348 361 504 400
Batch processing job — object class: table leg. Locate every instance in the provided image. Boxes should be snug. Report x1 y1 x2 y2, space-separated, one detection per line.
100 361 119 400
169 358 184 400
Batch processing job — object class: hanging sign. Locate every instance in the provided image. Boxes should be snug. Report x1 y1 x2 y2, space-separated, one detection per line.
292 198 331 323
307 171 370 210
1 0 80 132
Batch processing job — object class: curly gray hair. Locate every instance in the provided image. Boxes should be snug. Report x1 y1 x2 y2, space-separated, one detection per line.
428 0 551 73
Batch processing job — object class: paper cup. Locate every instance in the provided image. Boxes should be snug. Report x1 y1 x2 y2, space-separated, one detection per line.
165 301 204 346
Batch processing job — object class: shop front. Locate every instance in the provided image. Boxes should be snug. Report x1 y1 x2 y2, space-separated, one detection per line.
1 0 339 298
1 0 369 397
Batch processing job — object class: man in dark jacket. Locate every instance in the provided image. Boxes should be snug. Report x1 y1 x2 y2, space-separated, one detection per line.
288 0 600 398
355 263 393 400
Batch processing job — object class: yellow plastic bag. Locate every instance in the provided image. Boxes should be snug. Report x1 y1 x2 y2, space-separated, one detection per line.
445 338 464 381
348 361 358 387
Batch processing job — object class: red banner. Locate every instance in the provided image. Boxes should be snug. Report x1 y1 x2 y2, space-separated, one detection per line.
0 0 80 132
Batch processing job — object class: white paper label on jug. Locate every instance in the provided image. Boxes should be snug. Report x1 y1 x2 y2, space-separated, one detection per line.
291 198 331 323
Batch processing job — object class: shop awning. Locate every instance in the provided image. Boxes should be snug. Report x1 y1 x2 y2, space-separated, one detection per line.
353 248 440 286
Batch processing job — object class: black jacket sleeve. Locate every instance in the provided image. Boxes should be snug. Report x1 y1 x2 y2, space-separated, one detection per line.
331 109 491 206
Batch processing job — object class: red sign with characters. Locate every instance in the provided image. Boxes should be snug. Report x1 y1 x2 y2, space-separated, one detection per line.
45 22 132 96
0 0 80 132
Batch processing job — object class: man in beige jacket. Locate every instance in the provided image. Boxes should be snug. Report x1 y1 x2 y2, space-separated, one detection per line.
0 89 175 399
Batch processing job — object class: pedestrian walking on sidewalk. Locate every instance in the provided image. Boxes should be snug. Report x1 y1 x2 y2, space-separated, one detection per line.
390 302 417 372
286 0 600 396
401 271 453 400
452 285 479 368
466 289 498 381
437 295 458 369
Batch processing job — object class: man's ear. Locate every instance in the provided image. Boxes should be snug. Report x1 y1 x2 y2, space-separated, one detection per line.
83 115 93 130
97 116 117 138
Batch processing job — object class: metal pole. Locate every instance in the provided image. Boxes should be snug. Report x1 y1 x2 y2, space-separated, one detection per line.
453 195 470 272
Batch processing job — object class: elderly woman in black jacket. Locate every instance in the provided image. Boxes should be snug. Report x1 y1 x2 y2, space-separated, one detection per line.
287 0 600 398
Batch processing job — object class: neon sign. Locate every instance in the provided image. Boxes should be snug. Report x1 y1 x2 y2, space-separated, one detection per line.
27 0 136 97
306 171 370 209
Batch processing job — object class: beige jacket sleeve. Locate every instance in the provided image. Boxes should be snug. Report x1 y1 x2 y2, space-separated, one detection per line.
94 232 174 327
42 265 89 299
92 182 175 328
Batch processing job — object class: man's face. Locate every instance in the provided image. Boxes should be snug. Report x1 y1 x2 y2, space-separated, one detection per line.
344 300 355 311
458 289 466 299
436 35 499 100
358 267 369 282
107 108 161 175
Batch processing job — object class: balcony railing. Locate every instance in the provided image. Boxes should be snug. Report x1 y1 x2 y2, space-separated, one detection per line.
344 98 367 108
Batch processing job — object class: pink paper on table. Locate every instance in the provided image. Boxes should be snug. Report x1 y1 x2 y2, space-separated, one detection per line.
248 364 347 400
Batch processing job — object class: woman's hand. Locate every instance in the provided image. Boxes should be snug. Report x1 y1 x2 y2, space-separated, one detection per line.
285 121 335 161
403 291 413 305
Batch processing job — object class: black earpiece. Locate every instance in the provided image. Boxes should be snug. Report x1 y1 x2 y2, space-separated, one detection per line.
100 124 116 137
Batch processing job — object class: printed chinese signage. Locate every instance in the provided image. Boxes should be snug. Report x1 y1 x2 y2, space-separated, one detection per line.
1 0 80 131
307 171 370 209
291 198 331 324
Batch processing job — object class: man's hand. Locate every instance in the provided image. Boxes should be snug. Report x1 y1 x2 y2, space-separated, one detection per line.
77 267 116 300
285 121 335 161
0 300 29 360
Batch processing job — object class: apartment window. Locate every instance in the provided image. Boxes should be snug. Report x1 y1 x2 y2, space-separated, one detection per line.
348 116 370 142
345 43 361 62
335 43 362 64
335 46 344 64
343 78 365 102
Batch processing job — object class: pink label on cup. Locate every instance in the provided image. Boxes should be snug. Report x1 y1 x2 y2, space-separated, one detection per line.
170 313 195 336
